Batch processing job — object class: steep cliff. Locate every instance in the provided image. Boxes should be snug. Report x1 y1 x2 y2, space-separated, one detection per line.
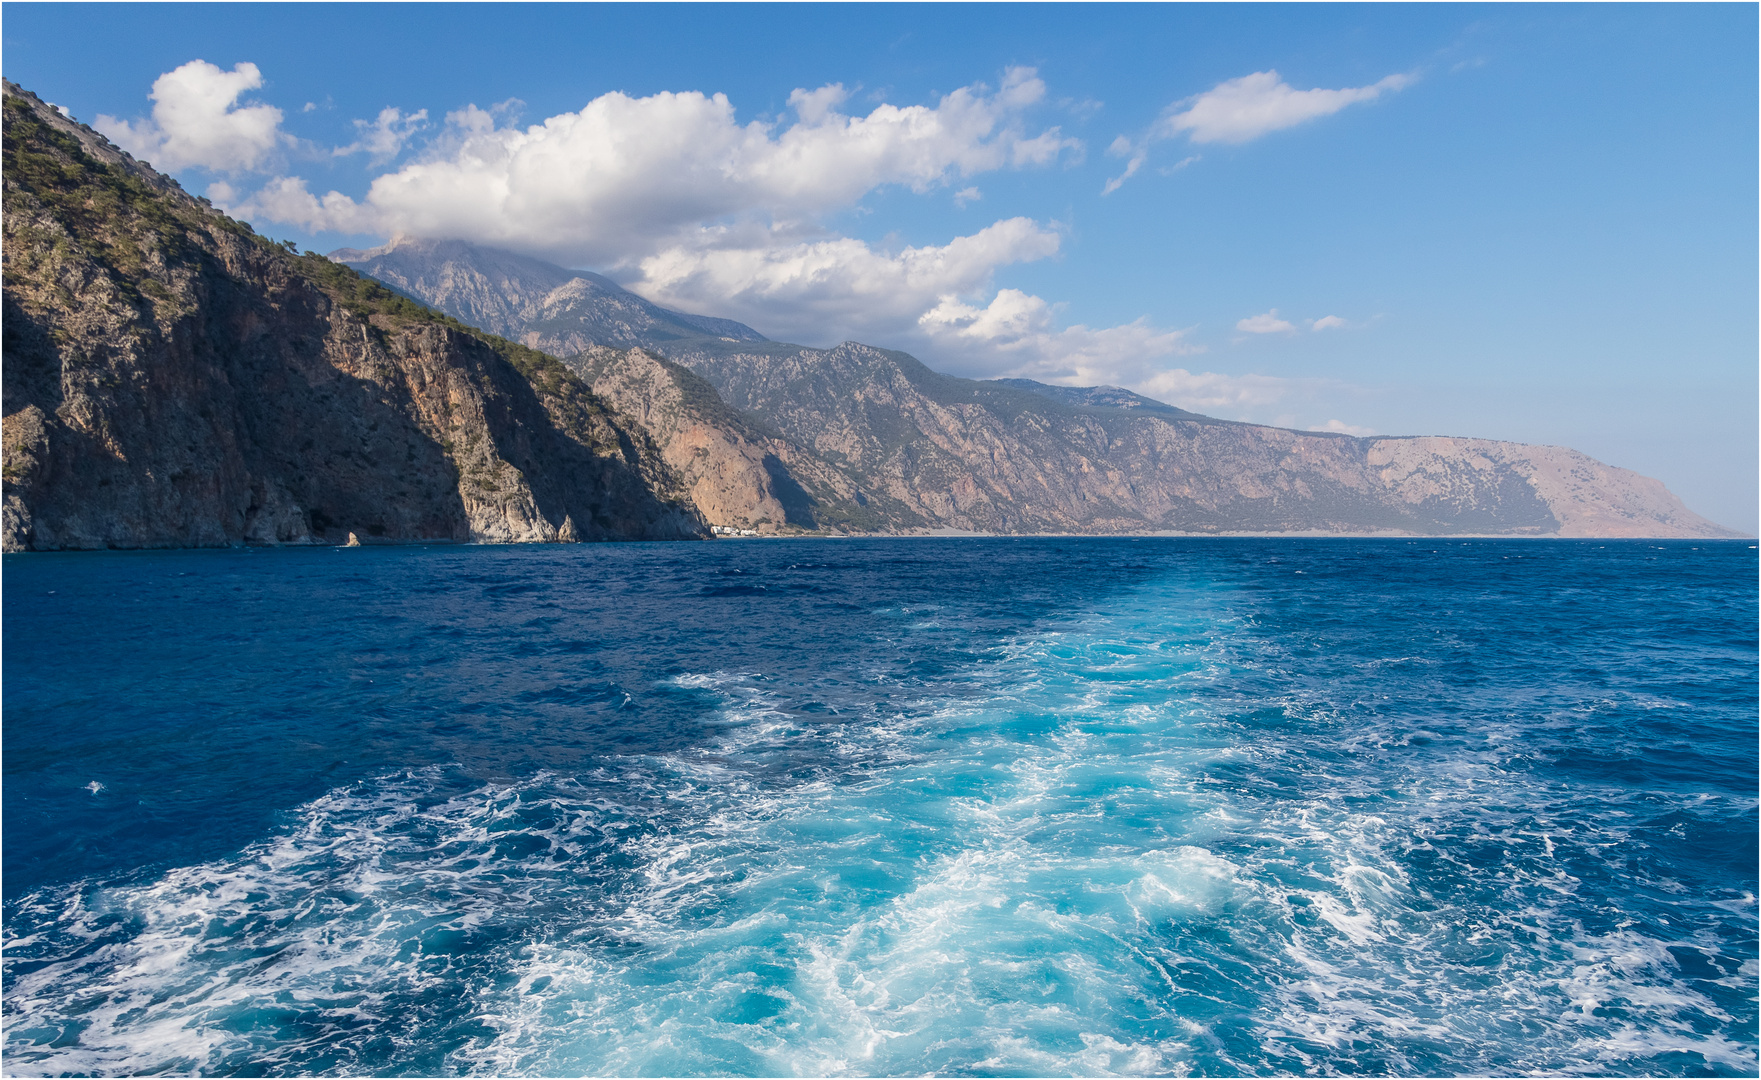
569 345 920 533
1 83 704 551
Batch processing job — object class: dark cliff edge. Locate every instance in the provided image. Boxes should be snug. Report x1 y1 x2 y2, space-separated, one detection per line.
1 81 706 551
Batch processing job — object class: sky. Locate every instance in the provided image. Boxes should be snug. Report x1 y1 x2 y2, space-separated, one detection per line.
5 3 1756 531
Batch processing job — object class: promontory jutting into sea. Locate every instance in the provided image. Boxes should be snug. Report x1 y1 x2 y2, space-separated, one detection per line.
2 4 1756 1075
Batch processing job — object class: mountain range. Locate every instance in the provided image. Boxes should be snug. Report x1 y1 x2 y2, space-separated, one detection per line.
0 78 1734 552
336 237 1736 539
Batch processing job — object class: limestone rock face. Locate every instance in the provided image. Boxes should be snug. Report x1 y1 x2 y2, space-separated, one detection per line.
1 82 704 551
569 346 916 533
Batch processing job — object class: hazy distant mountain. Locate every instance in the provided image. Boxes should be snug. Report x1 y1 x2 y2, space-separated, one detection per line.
672 341 1736 537
330 238 767 356
339 240 1739 538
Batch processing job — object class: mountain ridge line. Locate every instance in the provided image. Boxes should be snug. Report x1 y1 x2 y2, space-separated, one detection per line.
335 237 1739 539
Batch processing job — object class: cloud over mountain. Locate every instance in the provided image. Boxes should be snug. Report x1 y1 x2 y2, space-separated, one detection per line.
635 217 1063 345
184 64 1206 385
97 59 1376 411
220 67 1079 267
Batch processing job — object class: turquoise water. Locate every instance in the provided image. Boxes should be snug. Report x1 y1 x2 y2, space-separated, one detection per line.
4 539 1756 1075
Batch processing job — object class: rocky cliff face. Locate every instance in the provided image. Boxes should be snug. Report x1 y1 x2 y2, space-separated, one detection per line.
567 345 920 534
1 83 704 551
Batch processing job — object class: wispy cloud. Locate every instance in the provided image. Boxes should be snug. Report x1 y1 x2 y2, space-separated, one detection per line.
333 106 428 165
1102 135 1147 196
1135 368 1302 414
1163 70 1414 145
1237 310 1297 335
1104 68 1415 193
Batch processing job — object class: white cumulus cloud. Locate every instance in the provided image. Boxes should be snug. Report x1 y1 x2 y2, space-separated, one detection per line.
1237 310 1297 335
633 222 1277 415
905 289 1314 424
1310 314 1348 331
918 288 1196 379
635 217 1062 345
97 60 286 172
220 176 377 234
151 59 1305 415
233 66 1081 268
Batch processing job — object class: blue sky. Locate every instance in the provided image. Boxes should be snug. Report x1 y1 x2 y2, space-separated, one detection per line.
5 3 1755 530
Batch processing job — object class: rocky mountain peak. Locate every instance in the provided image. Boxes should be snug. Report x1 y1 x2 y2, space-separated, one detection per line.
329 238 768 354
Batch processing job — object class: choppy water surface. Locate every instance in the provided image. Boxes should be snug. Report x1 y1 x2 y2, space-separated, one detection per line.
4 539 1756 1076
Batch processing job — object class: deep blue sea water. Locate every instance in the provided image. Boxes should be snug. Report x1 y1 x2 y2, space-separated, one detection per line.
3 538 1756 1077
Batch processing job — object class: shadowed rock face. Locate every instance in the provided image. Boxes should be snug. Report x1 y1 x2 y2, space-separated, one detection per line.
337 238 1738 539
1 82 704 551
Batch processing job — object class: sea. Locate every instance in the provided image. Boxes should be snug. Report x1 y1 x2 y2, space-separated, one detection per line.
3 538 1756 1077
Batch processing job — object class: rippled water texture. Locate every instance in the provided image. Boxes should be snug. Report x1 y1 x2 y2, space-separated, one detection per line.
4 539 1756 1076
